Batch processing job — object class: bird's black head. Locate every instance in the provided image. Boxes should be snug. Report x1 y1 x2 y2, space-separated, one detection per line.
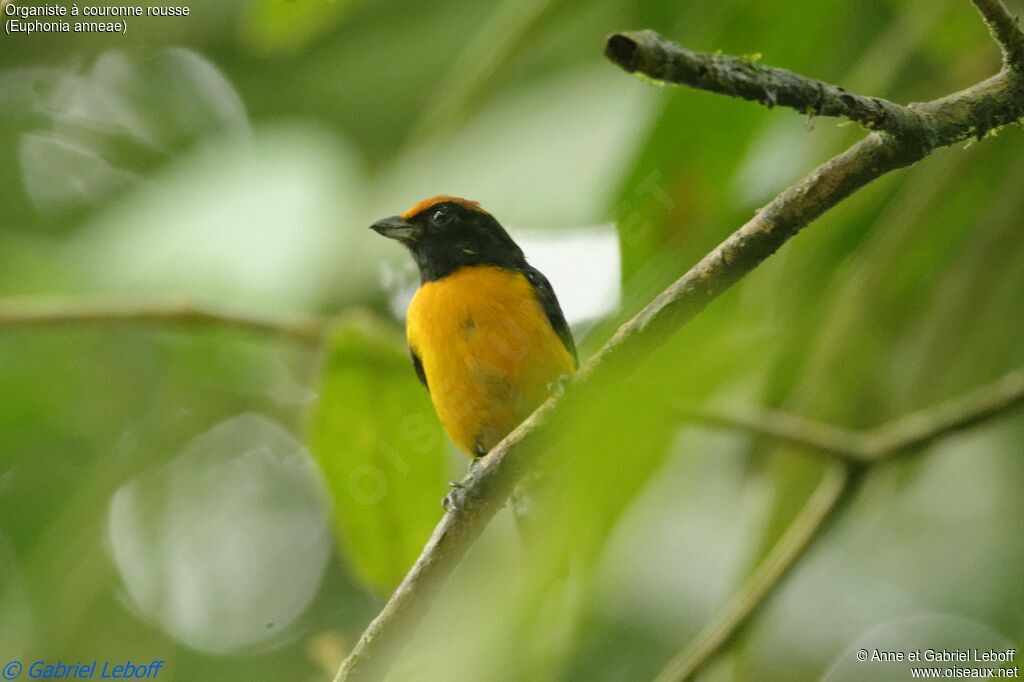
371 196 525 282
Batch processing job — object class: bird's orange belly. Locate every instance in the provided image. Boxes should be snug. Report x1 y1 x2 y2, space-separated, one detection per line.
406 266 576 456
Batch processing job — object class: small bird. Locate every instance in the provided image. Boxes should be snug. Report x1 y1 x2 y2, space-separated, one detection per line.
371 196 577 462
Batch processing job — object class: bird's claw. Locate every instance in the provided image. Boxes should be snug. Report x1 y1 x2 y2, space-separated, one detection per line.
442 485 468 513
442 459 481 512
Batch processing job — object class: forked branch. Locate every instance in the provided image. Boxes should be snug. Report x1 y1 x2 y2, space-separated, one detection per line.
662 365 1024 680
1 6 1019 682
334 16 1024 682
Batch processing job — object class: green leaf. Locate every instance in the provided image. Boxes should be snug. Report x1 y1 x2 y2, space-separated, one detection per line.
308 311 449 594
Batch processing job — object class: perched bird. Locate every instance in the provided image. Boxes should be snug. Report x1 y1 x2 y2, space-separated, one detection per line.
371 196 577 461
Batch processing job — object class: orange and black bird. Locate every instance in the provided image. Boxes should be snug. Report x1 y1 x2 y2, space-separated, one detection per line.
371 196 577 460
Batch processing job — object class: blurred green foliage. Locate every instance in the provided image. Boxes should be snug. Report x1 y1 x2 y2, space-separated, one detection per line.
240 0 366 55
1 0 1023 680
308 314 447 594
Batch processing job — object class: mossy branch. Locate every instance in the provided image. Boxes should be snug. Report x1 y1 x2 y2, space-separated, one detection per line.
971 0 1024 71
3 10 1021 682
604 30 923 134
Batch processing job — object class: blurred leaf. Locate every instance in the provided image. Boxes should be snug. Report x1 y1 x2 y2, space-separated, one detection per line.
308 312 448 593
388 354 682 681
3 0 1024 677
406 0 561 140
64 126 370 310
11 48 248 223
379 65 655 229
240 0 366 55
108 413 332 654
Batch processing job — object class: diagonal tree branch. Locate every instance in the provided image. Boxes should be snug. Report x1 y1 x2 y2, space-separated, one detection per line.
334 25 1024 682
655 464 853 682
650 7 1024 673
971 0 1024 70
680 406 873 462
681 364 1024 463
661 365 1024 681
863 364 1024 458
0 298 328 345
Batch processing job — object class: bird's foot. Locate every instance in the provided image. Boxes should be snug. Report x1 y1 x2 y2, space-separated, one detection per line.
441 457 484 512
442 482 469 513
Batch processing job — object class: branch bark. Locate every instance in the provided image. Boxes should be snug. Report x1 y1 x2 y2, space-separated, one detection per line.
971 0 1024 70
0 298 327 345
335 24 1024 682
604 31 921 134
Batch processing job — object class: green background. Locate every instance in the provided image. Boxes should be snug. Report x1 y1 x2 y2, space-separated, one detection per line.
1 0 1022 680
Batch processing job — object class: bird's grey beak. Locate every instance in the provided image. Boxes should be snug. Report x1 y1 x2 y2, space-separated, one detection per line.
370 215 419 242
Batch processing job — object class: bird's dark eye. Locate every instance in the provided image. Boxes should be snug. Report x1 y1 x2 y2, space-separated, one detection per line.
431 209 451 226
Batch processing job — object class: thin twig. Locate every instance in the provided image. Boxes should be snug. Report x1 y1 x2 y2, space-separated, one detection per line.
863 364 1024 457
680 364 1024 464
0 298 328 345
680 406 872 462
334 28 1024 682
662 367 1024 680
655 464 852 682
971 0 1024 70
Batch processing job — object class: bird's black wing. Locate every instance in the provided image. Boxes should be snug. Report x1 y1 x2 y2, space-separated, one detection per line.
410 347 429 392
522 265 578 367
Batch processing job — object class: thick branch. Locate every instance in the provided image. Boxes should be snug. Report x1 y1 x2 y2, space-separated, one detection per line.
972 0 1024 70
605 30 924 134
605 30 1024 149
0 298 327 345
336 31 1024 682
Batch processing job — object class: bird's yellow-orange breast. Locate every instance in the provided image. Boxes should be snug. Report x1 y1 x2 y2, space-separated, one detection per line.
406 265 575 456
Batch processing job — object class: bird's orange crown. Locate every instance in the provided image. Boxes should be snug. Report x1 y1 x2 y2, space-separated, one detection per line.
401 195 490 220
